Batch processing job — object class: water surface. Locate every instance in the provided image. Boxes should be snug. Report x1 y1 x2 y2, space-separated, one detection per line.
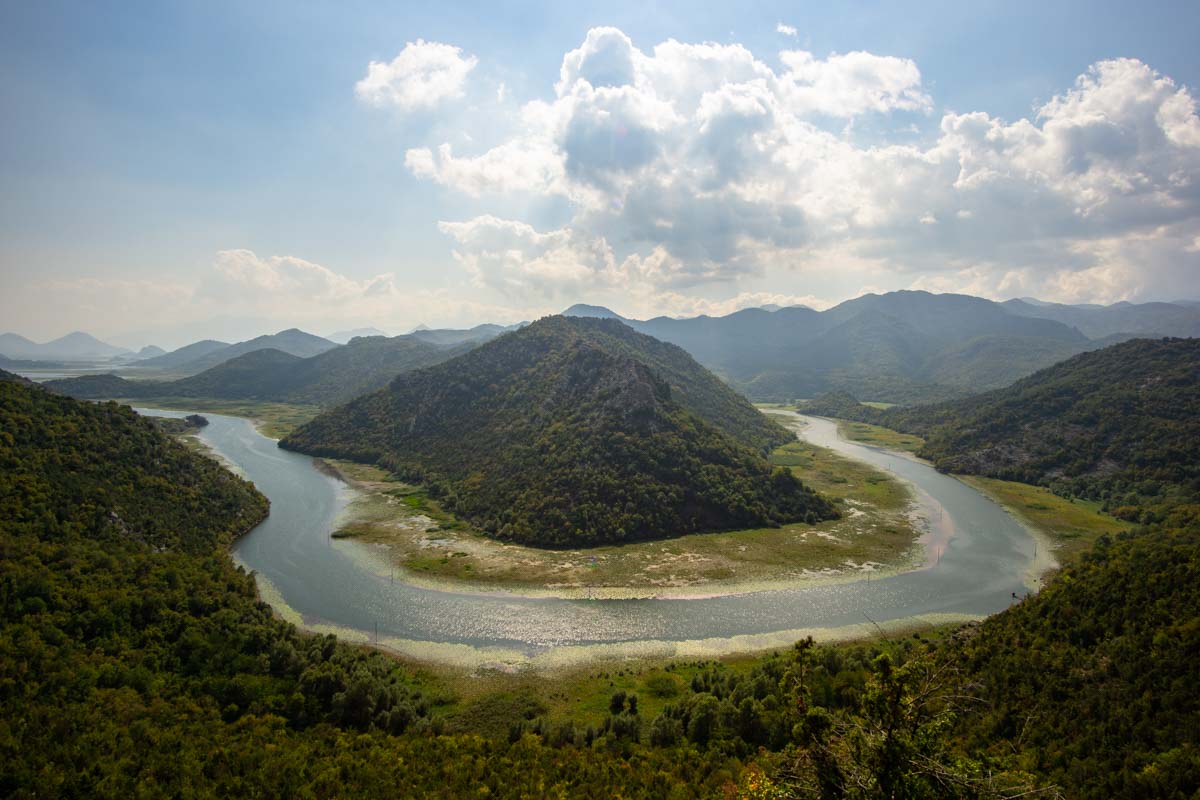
138 408 1035 663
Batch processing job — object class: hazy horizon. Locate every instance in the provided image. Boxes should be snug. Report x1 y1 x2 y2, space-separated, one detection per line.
3 1 1199 347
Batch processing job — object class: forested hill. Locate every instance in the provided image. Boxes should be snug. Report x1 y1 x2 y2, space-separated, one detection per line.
553 316 793 453
44 334 470 407
0 352 469 794
0 379 267 554
282 316 835 547
883 337 1200 516
0 367 35 386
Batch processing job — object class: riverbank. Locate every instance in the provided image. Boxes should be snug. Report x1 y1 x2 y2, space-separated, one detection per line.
793 412 1125 579
958 475 1127 573
319 425 927 600
120 396 318 439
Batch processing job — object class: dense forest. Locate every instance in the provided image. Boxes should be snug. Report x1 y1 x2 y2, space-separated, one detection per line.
3 363 1200 797
45 334 471 408
282 316 834 547
876 338 1200 519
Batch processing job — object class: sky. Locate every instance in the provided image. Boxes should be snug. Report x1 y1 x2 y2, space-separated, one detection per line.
1 0 1199 348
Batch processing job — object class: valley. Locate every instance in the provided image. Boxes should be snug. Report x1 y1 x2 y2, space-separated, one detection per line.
5 314 1197 798
7 7 1200 793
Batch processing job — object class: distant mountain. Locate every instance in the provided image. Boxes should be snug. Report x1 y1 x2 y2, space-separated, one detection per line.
0 331 130 361
134 339 231 369
281 316 835 547
884 337 1200 504
562 304 625 320
410 323 519 347
624 292 1091 403
136 345 166 358
1001 298 1200 339
327 327 387 344
143 329 336 375
166 336 471 406
45 334 473 408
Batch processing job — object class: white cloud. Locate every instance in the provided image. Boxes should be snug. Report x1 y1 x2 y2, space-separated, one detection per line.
355 40 478 110
779 50 931 117
776 23 798 37
404 140 565 197
392 28 1199 307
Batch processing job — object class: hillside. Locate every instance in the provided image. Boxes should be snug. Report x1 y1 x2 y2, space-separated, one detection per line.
166 328 337 374
883 337 1200 515
45 334 471 407
0 370 457 795
1002 297 1200 339
134 338 230 369
0 368 35 386
620 291 1097 403
281 316 835 547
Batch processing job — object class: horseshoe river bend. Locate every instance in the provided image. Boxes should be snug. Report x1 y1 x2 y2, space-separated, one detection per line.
137 407 1045 669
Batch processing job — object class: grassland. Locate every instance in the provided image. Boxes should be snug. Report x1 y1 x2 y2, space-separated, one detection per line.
959 475 1128 565
325 431 923 597
400 620 965 735
117 396 320 439
836 420 925 454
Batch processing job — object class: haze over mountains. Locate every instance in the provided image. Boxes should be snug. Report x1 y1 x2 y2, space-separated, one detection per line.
0 331 132 361
564 292 1200 403
134 329 337 374
327 327 388 344
13 291 1200 408
46 334 473 408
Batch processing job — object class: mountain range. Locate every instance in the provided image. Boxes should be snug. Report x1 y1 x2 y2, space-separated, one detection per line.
0 331 131 361
45 334 471 408
281 316 835 547
134 329 337 374
11 291 1198 406
565 292 1200 403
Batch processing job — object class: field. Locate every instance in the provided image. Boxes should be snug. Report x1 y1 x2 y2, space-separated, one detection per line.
836 420 925 454
398 621 963 737
960 475 1129 564
325 433 924 596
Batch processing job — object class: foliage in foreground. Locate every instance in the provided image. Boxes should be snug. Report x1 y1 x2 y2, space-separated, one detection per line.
3 368 1199 798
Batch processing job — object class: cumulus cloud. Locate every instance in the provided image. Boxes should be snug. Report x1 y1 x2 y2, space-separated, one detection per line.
395 29 1198 306
202 249 539 327
776 23 798 37
355 40 477 110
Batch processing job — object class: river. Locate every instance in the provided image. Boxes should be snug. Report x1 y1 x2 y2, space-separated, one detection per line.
138 407 1038 667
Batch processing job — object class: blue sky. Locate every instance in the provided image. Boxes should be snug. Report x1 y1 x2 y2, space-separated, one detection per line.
2 0 1198 347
